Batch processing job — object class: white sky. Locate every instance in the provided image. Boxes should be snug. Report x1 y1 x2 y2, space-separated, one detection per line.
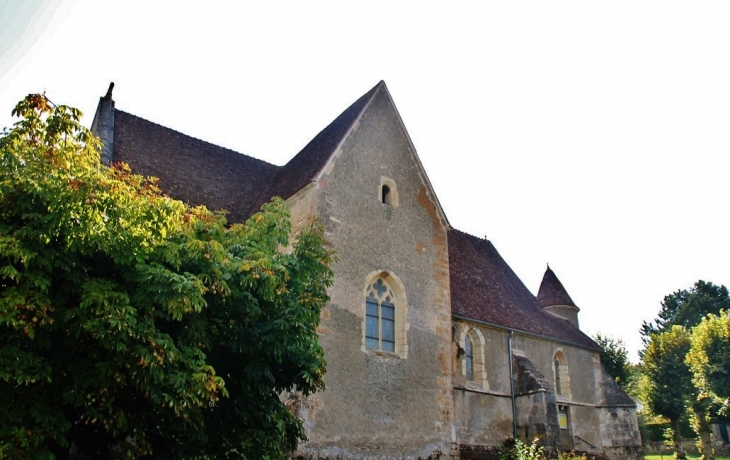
2 0 729 362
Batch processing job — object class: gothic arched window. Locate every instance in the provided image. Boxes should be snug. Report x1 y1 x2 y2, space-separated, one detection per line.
362 272 408 357
365 279 396 352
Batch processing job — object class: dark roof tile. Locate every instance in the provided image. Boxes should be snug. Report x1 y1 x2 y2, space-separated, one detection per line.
448 229 598 350
109 83 599 352
112 82 383 223
269 81 382 200
537 266 577 308
113 110 280 224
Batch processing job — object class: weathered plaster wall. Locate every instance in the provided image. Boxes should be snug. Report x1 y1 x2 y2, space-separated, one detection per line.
295 88 454 459
287 183 318 236
451 320 640 456
510 334 598 406
452 324 511 395
515 391 558 446
596 407 643 460
455 389 513 446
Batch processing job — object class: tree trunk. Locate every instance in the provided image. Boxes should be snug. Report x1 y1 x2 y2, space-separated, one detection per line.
672 417 687 459
698 427 714 460
693 403 715 460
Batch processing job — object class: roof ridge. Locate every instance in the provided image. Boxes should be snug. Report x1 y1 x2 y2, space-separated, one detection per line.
113 109 279 170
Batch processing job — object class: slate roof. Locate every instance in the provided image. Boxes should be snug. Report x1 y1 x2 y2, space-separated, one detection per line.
112 81 382 223
537 266 578 309
448 229 599 350
113 110 279 223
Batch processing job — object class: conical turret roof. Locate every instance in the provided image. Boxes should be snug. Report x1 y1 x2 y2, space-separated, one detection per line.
537 266 577 308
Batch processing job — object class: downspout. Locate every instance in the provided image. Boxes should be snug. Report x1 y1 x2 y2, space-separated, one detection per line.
508 330 517 439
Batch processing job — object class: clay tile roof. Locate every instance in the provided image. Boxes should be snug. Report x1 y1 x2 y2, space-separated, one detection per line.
448 229 598 350
113 110 280 223
268 81 382 201
536 266 577 308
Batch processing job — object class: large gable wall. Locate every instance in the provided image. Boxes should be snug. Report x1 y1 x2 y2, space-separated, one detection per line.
295 85 455 458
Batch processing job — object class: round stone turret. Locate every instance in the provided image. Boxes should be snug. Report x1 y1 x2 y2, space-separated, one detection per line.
537 265 581 328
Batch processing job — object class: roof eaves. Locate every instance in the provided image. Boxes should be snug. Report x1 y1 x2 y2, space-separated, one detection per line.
452 313 601 352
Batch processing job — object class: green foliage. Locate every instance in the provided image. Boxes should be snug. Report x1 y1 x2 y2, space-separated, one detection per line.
593 333 631 389
643 326 693 422
688 311 730 415
556 452 590 460
642 421 695 442
0 94 334 459
641 281 730 460
641 281 730 349
642 326 694 458
645 457 730 460
499 438 544 460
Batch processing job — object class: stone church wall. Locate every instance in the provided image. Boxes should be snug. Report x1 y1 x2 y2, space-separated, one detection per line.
596 407 642 460
455 389 514 446
451 320 639 456
293 87 454 459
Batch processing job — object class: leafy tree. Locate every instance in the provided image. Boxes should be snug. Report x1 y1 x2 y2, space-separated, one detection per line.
642 326 694 459
0 94 333 459
593 333 631 390
688 311 730 416
641 281 730 347
640 281 730 460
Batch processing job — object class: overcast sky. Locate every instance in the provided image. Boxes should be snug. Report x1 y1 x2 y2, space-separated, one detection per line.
2 0 729 361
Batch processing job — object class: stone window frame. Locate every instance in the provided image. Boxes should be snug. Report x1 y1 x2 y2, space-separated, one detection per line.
552 348 572 399
361 271 408 358
459 327 488 389
379 176 398 208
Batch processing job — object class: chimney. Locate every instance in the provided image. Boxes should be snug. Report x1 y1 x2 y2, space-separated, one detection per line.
90 82 115 166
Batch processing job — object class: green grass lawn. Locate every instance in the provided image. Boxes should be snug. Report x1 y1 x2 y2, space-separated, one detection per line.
644 456 730 460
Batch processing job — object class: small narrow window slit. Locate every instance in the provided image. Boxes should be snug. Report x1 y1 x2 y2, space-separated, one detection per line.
379 177 398 208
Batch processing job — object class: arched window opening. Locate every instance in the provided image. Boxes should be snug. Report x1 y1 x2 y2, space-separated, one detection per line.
459 327 488 389
382 185 391 205
379 177 398 208
362 272 408 358
465 335 475 381
365 279 396 352
553 349 571 399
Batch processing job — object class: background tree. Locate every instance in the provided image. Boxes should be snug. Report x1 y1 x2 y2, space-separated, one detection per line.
0 94 333 459
641 281 730 346
688 311 730 416
640 280 730 460
594 333 631 390
642 326 694 459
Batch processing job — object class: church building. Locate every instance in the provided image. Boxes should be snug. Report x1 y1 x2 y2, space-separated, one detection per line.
91 81 642 459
